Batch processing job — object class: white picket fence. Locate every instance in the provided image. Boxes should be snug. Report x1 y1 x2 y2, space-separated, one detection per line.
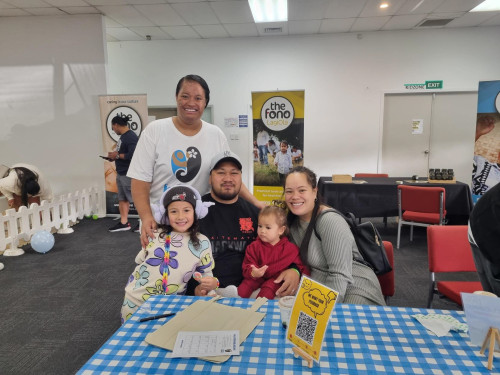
0 187 103 252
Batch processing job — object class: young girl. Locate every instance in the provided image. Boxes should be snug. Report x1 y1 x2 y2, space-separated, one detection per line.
121 185 218 322
218 205 309 300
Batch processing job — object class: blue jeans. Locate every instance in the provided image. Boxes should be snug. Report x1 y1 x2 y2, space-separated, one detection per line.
258 145 268 165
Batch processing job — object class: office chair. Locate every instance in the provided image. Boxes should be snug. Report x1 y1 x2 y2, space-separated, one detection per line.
377 241 395 304
354 173 389 178
397 185 446 249
427 225 482 308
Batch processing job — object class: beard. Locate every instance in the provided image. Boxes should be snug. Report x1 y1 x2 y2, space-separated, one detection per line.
212 185 239 201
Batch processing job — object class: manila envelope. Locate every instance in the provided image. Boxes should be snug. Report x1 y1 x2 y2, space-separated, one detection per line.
145 296 267 363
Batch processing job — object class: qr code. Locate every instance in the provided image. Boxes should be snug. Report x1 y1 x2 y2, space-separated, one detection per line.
294 311 317 345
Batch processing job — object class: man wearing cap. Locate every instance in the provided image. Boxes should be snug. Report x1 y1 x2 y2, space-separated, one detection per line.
130 143 264 247
187 151 301 297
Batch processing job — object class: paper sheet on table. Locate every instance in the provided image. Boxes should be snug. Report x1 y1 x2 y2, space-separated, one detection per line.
462 292 500 347
412 313 467 337
145 296 267 363
172 330 240 358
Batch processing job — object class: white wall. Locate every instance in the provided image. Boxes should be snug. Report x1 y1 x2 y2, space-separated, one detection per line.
0 15 107 200
107 26 500 187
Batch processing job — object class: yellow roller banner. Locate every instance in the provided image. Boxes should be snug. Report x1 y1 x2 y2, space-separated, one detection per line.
252 90 304 204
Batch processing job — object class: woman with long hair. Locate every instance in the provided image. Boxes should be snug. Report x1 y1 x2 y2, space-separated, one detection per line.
283 166 385 305
0 164 53 210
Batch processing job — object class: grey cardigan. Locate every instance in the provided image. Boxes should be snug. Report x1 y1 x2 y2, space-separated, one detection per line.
289 209 385 306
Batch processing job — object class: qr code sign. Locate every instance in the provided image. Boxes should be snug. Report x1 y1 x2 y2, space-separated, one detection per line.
295 311 317 345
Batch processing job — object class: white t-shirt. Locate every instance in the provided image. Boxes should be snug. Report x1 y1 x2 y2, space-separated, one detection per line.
127 117 230 203
256 130 270 146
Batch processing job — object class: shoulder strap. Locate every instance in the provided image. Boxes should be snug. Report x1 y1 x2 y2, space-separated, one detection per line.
313 208 348 240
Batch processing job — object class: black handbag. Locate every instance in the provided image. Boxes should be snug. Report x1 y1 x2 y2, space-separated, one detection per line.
315 209 392 275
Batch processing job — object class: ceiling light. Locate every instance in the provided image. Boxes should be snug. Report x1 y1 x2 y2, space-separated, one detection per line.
380 3 389 9
248 0 288 23
470 0 500 12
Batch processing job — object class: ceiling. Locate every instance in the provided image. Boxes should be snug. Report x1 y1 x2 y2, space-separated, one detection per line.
1 0 500 42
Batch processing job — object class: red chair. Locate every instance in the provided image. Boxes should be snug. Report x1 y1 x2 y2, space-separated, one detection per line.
397 185 446 249
427 225 482 308
354 173 389 178
377 241 395 304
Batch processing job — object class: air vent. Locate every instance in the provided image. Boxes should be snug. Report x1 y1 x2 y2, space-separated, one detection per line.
264 27 283 33
417 18 454 27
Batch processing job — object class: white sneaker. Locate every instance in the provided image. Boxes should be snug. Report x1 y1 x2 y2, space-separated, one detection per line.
0 263 4 271
216 285 239 298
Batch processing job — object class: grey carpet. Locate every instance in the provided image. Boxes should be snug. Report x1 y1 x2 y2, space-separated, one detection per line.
0 216 478 374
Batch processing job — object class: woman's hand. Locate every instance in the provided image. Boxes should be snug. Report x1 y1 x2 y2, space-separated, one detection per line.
140 215 157 248
7 199 14 208
274 268 300 297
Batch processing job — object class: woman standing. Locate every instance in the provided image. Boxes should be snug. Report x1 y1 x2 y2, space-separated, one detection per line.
0 164 53 210
283 166 385 305
128 74 262 247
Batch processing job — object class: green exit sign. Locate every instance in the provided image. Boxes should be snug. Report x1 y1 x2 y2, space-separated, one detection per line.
425 80 443 89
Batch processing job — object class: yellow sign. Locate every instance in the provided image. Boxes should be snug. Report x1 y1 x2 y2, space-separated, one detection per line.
287 276 338 362
251 90 305 199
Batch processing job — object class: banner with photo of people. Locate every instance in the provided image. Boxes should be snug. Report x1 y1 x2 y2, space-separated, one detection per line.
472 81 500 202
252 90 305 204
99 94 148 215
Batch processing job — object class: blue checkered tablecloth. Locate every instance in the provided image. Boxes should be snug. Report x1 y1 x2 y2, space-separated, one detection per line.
78 295 496 374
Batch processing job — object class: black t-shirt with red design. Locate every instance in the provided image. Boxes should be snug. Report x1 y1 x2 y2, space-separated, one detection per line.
197 194 259 288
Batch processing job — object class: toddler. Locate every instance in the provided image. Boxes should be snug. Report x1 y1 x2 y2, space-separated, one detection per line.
121 185 218 322
218 205 308 300
274 140 293 184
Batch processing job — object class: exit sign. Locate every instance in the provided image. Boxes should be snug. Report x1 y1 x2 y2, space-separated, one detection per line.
425 80 443 89
404 81 444 90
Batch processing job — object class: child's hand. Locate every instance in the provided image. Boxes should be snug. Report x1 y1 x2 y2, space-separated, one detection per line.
199 276 218 291
250 265 268 278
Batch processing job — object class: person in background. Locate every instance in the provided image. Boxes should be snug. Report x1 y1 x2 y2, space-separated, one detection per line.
253 141 259 162
284 166 385 305
217 205 309 299
108 115 139 232
128 74 263 247
121 185 218 322
0 163 53 210
256 127 270 165
274 140 293 185
291 146 303 163
187 151 301 297
267 139 278 158
468 181 500 296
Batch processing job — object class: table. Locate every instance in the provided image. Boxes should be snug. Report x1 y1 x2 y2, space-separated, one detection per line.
318 177 473 224
78 295 494 374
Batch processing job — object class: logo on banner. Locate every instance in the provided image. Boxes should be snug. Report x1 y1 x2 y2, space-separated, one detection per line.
106 106 142 142
261 96 295 131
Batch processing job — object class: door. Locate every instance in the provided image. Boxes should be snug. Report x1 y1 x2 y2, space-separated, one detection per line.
427 92 477 184
381 92 477 183
382 93 432 177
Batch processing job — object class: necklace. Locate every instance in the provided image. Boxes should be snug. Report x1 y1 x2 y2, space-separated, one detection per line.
162 233 171 293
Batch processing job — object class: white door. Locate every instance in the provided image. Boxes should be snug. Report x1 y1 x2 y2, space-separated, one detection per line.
382 93 432 177
381 92 477 182
427 92 477 184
